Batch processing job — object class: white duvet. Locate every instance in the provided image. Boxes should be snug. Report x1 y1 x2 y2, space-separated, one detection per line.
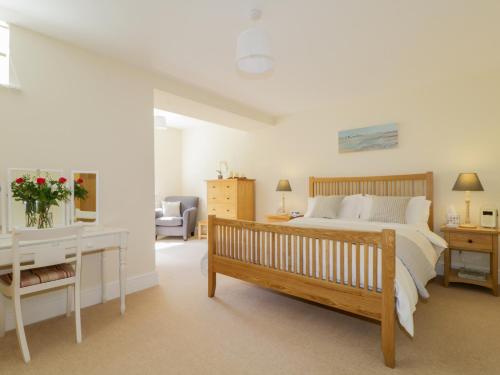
285 217 447 336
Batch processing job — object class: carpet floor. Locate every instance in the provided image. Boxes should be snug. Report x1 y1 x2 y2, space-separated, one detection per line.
0 239 499 374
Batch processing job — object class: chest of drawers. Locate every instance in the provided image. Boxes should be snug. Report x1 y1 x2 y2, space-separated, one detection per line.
206 179 255 220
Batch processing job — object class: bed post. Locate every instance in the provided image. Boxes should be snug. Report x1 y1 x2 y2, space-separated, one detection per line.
309 177 315 197
381 229 396 368
425 172 434 230
208 215 216 298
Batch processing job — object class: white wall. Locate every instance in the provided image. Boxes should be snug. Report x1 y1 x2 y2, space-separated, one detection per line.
0 25 158 292
0 25 195 327
181 124 252 219
181 70 500 272
154 127 182 206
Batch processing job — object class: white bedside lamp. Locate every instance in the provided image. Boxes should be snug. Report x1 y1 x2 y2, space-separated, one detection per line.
452 173 484 228
276 179 292 214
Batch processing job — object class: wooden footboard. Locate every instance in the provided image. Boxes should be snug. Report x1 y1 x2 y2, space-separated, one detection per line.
207 215 396 367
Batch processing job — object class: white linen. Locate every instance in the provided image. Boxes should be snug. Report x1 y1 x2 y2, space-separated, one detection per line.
285 217 447 336
367 196 410 224
304 196 344 219
406 196 432 225
338 194 363 219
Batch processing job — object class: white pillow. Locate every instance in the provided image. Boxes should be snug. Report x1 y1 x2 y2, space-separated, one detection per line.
338 194 363 220
162 201 181 217
360 195 373 220
304 195 344 218
406 196 431 225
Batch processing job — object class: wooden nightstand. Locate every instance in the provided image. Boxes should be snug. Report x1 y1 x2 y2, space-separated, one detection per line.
441 225 499 296
265 214 301 223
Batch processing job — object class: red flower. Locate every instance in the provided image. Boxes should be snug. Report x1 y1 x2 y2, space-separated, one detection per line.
15 177 25 184
76 178 84 184
58 177 67 184
36 177 46 185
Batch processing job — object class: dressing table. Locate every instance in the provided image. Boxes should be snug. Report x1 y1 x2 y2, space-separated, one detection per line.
0 226 128 314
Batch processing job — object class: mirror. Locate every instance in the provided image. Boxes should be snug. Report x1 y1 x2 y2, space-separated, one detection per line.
7 168 67 230
72 171 99 224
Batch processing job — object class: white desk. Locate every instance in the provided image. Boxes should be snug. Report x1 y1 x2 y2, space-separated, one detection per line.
0 227 128 314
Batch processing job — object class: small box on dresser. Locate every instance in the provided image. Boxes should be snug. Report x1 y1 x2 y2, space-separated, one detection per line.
206 179 255 221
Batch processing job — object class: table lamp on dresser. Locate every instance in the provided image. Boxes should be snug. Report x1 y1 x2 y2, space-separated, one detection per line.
452 172 484 228
276 179 292 214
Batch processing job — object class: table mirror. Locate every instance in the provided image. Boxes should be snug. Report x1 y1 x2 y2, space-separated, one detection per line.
71 171 99 224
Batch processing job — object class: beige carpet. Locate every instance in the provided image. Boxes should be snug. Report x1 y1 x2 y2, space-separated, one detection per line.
0 239 499 375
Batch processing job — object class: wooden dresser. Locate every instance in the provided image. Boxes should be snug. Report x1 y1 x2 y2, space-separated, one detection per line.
441 225 498 296
206 179 255 221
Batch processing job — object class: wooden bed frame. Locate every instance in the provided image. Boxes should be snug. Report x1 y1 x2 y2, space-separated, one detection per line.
207 172 433 368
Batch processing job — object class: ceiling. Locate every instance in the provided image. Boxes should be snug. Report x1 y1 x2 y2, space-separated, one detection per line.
154 109 217 130
1 0 500 117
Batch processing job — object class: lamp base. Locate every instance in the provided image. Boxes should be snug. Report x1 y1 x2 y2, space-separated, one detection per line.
459 223 477 229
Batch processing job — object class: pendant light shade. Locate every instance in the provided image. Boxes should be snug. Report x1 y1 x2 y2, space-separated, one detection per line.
236 9 273 74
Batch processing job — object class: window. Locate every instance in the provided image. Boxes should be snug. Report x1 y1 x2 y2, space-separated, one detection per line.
0 21 9 86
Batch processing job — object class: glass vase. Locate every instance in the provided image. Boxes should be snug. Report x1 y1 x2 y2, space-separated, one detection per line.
37 202 53 229
24 200 37 227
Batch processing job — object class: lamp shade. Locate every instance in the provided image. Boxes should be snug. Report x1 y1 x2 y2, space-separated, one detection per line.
452 173 484 191
236 26 273 74
276 179 292 192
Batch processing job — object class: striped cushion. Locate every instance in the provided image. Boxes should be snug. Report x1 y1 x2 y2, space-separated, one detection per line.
368 196 411 224
0 264 75 288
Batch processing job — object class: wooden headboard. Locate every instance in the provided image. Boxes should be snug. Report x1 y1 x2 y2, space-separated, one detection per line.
309 172 434 229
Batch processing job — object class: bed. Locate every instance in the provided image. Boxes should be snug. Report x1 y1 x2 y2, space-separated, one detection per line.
206 172 445 368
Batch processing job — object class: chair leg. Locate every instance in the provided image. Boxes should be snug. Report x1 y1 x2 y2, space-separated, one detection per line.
0 294 5 338
74 283 82 343
66 286 73 317
13 294 30 363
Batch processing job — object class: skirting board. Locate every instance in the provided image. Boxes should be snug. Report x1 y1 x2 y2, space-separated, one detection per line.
1 271 159 332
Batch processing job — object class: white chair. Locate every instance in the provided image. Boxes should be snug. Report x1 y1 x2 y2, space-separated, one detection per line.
0 225 84 363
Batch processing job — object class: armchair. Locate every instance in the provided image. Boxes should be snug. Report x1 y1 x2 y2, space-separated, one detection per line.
155 196 199 241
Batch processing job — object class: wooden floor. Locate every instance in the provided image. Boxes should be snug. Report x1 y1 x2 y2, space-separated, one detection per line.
0 239 499 374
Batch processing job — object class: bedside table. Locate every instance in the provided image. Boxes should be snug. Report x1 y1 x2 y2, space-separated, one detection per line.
441 225 499 296
265 214 301 223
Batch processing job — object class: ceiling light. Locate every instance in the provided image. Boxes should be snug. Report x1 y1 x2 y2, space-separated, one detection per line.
236 9 273 75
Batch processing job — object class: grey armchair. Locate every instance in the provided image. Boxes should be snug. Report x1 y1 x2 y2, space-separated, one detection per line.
155 196 199 241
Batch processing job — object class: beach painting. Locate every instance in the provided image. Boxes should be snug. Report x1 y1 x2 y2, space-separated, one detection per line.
338 123 398 153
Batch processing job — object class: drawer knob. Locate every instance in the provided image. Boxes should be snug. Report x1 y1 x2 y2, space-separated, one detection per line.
226 197 229 200
226 209 230 212
468 239 473 243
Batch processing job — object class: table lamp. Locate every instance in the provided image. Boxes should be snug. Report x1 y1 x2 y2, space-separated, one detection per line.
276 179 292 214
452 173 484 228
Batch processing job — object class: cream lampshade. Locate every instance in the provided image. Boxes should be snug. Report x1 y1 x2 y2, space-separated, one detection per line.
452 173 484 228
276 179 292 214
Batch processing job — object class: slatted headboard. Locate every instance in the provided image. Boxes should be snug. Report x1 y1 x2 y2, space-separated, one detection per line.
309 172 434 229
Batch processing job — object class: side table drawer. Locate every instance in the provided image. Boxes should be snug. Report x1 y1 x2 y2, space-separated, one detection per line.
448 232 493 252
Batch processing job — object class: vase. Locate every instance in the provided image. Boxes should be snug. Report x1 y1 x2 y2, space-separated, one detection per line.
37 202 53 229
24 200 37 227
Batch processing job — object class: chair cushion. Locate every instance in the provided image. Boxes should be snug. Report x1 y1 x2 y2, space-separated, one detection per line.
155 216 183 227
161 201 181 217
0 264 75 288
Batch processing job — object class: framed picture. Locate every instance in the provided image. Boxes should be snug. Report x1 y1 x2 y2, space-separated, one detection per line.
338 123 398 153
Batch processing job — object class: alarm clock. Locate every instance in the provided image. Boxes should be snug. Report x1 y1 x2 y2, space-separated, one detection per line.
480 208 498 228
